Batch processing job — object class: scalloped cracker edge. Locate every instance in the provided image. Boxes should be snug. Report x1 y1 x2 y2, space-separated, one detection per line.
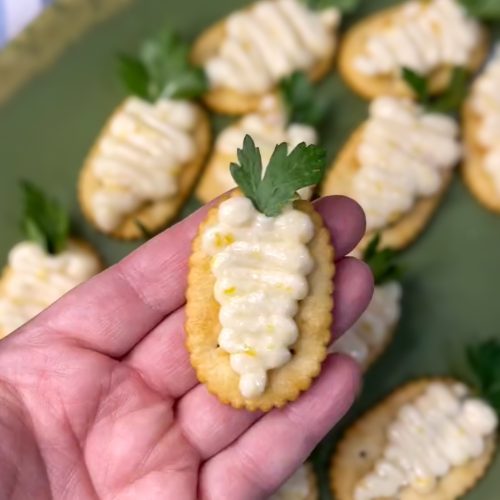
338 3 489 100
321 124 453 251
185 194 334 411
330 378 497 500
78 103 211 240
462 98 500 213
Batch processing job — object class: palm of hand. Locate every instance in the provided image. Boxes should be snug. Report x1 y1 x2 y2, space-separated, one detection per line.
0 197 372 500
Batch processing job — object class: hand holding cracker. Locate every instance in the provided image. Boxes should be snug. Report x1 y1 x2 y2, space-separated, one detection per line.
0 164 372 498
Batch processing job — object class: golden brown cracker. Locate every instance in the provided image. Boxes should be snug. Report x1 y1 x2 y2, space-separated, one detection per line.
330 378 497 500
0 239 102 339
195 148 235 204
462 99 500 213
338 4 489 101
78 103 211 240
321 125 453 251
190 7 336 116
185 194 335 411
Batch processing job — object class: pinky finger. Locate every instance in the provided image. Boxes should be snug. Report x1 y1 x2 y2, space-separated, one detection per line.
198 354 360 500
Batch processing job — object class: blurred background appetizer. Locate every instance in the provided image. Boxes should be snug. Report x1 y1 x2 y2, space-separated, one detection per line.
270 462 318 499
463 45 500 213
339 0 488 100
196 71 325 203
322 96 462 249
79 29 211 240
332 235 402 371
0 183 101 338
331 341 500 500
191 0 343 115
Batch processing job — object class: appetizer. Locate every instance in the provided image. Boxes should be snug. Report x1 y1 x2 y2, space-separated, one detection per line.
79 29 211 239
191 0 342 115
332 235 402 371
331 340 500 500
463 45 500 212
196 72 324 203
270 462 318 500
322 96 462 250
0 183 101 338
186 136 333 411
339 0 488 100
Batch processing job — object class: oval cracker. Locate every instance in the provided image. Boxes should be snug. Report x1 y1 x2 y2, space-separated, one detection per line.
330 378 497 500
79 103 211 240
185 195 335 411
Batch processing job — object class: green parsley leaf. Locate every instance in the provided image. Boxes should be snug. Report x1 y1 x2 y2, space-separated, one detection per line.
21 181 70 255
427 67 469 114
402 67 429 105
459 0 500 20
230 135 327 217
363 234 402 285
402 66 469 114
280 71 326 127
304 0 360 13
466 340 500 413
118 28 207 102
117 54 149 100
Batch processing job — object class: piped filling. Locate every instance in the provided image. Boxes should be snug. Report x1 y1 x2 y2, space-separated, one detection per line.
202 196 315 399
0 242 100 335
205 0 340 94
214 96 317 199
270 464 312 499
354 0 480 77
332 281 401 368
90 97 198 232
350 96 461 232
355 382 498 500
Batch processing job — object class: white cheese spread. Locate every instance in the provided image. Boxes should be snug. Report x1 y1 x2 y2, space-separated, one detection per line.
214 96 317 199
90 96 198 232
354 0 480 77
0 241 100 335
205 0 340 94
351 96 461 232
332 281 401 369
202 196 315 399
355 382 498 500
270 463 312 499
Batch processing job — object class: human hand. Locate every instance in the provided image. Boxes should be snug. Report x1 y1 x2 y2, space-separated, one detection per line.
0 196 373 500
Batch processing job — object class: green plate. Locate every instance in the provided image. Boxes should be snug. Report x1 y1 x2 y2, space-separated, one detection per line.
0 0 499 498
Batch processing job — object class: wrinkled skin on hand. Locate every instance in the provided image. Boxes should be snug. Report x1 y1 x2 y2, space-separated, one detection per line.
0 196 372 500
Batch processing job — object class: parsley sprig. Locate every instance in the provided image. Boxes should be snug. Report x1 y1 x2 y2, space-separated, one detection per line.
304 0 360 13
280 72 327 127
230 135 326 217
466 340 500 413
459 0 500 20
118 28 207 102
363 234 402 285
402 67 469 114
21 182 70 255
